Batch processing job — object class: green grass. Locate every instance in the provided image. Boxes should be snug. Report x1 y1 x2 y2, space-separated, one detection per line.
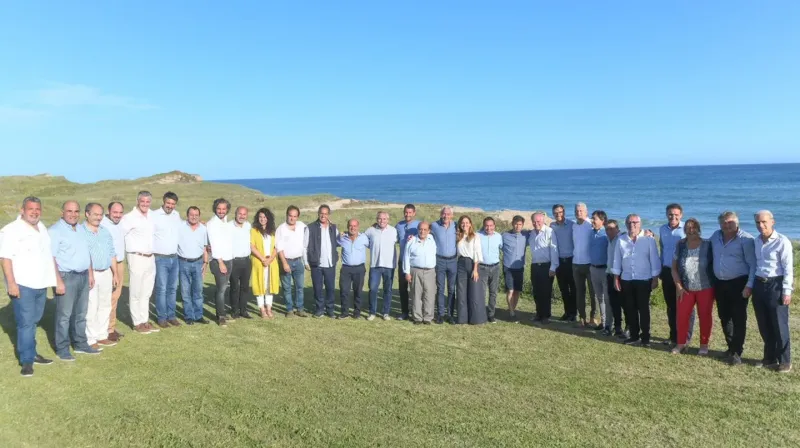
0 172 799 447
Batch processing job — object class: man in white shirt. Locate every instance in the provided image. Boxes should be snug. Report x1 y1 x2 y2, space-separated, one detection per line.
528 212 558 323
229 206 253 319
101 201 126 341
207 198 235 326
604 219 627 338
611 214 660 347
119 191 159 335
152 191 182 328
752 210 794 373
276 205 309 317
571 202 595 326
403 221 437 324
0 197 60 377
365 211 398 321
478 217 503 323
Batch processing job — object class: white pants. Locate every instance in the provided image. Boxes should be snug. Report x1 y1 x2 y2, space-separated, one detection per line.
86 269 113 344
257 266 273 307
128 253 156 325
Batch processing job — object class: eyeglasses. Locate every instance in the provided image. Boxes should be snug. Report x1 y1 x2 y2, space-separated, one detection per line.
628 221 641 225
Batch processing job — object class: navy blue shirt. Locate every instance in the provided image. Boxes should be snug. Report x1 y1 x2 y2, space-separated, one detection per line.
589 228 608 266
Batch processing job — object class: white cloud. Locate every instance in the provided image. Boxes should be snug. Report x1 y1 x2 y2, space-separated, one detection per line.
33 83 157 110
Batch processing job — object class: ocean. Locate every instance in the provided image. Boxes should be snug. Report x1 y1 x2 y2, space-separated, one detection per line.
220 163 800 238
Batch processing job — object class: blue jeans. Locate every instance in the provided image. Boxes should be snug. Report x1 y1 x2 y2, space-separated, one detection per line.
155 255 180 321
435 256 457 317
55 271 90 355
280 258 305 312
179 258 205 321
369 267 393 315
12 286 47 365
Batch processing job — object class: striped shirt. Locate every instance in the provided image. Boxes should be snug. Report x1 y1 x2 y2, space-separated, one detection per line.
82 223 116 271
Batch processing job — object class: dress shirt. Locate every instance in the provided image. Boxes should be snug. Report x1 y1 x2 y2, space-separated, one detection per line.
606 236 619 274
207 215 233 261
403 236 438 272
49 219 92 272
0 219 57 289
318 224 334 268
337 233 369 266
457 235 483 262
611 233 661 281
755 231 794 295
550 220 575 258
177 221 208 260
572 220 593 264
364 225 398 268
276 222 309 263
152 207 182 255
100 216 125 262
589 228 609 266
478 231 503 265
502 231 528 269
658 222 685 268
430 220 457 257
82 223 116 271
120 207 155 255
710 229 756 288
396 219 420 258
230 221 252 258
528 227 559 271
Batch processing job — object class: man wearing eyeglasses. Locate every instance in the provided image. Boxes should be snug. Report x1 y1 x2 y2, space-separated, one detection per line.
611 214 661 347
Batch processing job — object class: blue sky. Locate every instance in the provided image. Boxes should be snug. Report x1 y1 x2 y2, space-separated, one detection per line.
1 1 798 182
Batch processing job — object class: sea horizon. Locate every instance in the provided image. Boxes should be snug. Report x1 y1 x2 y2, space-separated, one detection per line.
218 163 800 238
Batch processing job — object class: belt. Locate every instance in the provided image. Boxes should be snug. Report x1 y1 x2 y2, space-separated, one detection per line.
479 262 499 267
234 256 249 260
60 270 88 275
286 257 302 261
93 268 110 273
129 252 153 257
154 253 177 258
412 267 434 271
343 263 365 268
437 255 457 260
179 255 204 263
591 264 607 269
531 262 550 267
756 276 781 283
559 257 573 262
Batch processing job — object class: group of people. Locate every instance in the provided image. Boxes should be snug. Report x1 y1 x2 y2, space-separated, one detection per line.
0 192 794 378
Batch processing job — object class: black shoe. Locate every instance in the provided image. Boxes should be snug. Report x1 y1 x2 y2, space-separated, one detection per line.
240 313 253 319
755 359 778 369
623 337 640 345
566 315 578 323
353 312 362 319
397 314 408 321
423 321 432 325
185 320 195 326
730 354 743 366
640 340 651 347
435 317 444 325
558 313 569 321
196 318 209 324
337 314 350 320
20 364 33 377
593 324 604 331
413 321 422 325
488 317 496 324
313 313 324 319
34 355 53 365
218 318 228 327
295 311 308 318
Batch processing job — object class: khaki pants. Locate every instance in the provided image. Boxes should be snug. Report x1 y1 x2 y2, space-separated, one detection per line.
411 267 436 323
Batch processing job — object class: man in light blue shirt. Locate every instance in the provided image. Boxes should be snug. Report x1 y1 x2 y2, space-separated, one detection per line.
430 206 457 323
403 221 438 324
551 204 577 322
49 200 99 360
177 206 209 324
337 219 369 319
364 212 398 320
152 191 183 328
82 203 119 349
528 212 558 322
478 217 503 323
395 204 420 321
752 210 794 373
502 216 527 320
658 203 686 346
588 210 612 334
710 211 756 365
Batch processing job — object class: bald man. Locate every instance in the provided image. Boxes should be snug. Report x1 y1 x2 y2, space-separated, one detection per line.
229 206 253 318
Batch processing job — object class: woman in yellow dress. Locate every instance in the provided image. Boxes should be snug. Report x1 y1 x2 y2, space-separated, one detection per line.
250 208 280 318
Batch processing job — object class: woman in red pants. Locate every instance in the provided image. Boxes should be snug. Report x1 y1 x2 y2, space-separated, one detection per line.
671 218 716 355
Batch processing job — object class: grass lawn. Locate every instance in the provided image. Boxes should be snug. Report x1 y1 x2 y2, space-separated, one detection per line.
1 172 799 447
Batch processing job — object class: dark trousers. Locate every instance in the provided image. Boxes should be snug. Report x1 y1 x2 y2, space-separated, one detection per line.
715 276 749 356
435 256 457 317
752 276 791 365
369 267 393 316
398 264 410 316
340 264 366 316
555 256 576 317
479 263 500 319
13 286 47 365
55 271 91 355
210 259 232 318
531 263 554 319
312 266 336 316
606 274 624 331
229 257 252 316
456 257 487 325
622 279 652 342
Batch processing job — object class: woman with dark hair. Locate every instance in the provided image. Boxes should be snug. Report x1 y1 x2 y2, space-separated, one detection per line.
250 208 280 318
671 218 716 355
455 215 487 325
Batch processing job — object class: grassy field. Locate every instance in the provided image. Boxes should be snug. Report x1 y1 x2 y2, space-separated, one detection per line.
1 172 799 447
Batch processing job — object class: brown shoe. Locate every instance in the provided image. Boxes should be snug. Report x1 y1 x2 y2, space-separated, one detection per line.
112 330 124 338
97 339 117 347
167 319 181 327
135 324 151 334
108 332 119 342
147 323 161 333
777 363 793 373
90 343 104 351
157 320 170 329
